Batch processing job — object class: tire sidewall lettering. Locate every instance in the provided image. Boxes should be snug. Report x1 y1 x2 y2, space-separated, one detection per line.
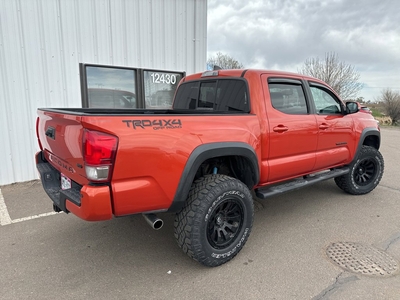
350 158 362 190
373 155 383 185
211 227 249 259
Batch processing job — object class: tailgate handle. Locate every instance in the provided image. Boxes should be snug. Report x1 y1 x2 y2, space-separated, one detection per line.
45 127 55 139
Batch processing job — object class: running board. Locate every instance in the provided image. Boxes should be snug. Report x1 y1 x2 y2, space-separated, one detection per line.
255 167 350 199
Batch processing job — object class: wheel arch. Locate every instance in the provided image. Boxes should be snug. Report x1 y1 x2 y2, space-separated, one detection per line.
355 128 381 157
168 142 259 212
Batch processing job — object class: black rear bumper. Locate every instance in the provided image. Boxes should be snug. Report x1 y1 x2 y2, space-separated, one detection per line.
35 151 82 213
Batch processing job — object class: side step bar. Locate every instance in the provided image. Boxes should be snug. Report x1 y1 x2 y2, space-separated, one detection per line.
255 167 350 199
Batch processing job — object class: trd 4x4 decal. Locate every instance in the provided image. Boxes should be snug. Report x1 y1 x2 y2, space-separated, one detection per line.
122 119 182 130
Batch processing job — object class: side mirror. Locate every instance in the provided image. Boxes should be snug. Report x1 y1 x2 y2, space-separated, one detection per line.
346 101 359 114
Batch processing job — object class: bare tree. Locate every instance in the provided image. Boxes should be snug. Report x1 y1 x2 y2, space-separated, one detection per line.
207 52 244 70
378 88 400 124
299 52 363 100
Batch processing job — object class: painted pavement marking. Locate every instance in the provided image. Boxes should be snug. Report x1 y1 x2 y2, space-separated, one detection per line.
0 188 12 225
0 187 59 226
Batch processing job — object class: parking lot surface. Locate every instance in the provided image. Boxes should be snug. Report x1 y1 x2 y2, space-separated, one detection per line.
1 127 399 299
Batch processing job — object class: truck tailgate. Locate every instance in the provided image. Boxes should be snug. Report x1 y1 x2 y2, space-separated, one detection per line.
37 109 88 185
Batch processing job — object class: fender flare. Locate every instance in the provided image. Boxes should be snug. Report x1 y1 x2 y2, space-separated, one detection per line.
168 142 259 212
355 127 381 156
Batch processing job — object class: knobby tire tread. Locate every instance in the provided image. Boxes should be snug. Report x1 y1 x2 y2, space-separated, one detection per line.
174 174 253 267
334 145 384 195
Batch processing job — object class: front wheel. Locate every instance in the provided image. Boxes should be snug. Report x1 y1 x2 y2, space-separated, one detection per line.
334 145 384 195
174 174 254 267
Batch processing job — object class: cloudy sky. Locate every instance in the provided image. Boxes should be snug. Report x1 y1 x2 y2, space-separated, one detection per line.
207 0 400 101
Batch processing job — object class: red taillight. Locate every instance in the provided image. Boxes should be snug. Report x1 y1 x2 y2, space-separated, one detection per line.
36 117 43 150
83 129 118 181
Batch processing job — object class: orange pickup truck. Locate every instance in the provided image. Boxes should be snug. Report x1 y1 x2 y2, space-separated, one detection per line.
35 69 384 267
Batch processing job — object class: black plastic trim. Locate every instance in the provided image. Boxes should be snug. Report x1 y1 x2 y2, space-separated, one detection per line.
37 107 254 116
168 142 259 212
35 151 82 213
355 128 381 156
240 69 248 77
268 77 302 85
45 126 55 140
302 79 317 114
308 80 333 90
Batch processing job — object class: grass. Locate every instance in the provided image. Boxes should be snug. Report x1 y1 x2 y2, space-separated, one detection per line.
370 107 384 118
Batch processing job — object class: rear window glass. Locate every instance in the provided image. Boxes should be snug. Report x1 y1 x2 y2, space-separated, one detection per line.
173 79 249 112
268 83 308 114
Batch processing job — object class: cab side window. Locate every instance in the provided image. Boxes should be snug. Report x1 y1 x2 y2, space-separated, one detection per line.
173 79 249 112
310 85 342 114
268 83 308 114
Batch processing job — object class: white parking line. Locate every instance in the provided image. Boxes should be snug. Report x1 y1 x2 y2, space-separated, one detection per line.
11 211 60 224
0 187 60 226
0 188 12 225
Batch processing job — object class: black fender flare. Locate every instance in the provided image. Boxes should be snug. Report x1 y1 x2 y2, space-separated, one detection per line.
168 142 259 212
354 127 381 159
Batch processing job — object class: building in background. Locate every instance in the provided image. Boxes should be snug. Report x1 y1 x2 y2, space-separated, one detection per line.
0 0 207 185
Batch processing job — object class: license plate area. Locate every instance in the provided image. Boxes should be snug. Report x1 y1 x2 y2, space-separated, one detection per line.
61 173 71 190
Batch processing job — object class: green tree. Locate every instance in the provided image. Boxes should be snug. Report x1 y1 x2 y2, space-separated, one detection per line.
378 88 400 125
207 52 244 70
299 52 363 100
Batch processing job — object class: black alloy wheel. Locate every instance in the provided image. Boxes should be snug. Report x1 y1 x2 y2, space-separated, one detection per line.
207 198 244 249
353 158 377 186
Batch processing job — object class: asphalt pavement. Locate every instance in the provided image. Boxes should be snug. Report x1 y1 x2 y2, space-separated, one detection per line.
1 127 399 300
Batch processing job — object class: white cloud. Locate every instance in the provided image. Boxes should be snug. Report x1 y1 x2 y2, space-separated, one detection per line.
207 0 400 101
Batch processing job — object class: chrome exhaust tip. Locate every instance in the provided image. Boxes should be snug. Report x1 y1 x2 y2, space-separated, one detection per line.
142 213 163 230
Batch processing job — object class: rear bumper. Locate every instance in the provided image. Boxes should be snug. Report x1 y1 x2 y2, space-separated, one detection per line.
35 151 113 221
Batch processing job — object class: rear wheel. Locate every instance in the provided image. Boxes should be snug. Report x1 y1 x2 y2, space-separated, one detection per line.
174 174 254 267
334 145 384 195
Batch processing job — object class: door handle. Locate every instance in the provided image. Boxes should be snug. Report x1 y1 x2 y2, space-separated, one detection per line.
273 125 289 133
319 123 329 130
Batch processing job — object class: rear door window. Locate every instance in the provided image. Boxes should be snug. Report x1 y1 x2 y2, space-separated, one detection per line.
268 83 308 114
173 79 249 112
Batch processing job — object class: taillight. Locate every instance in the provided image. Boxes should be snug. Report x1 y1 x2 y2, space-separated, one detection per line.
36 117 43 150
83 129 118 182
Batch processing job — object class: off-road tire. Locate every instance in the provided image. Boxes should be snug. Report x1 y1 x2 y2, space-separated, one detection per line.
334 145 384 195
174 174 254 267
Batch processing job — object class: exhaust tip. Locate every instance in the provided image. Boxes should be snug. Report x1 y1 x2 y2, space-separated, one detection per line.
143 213 163 230
153 219 163 230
